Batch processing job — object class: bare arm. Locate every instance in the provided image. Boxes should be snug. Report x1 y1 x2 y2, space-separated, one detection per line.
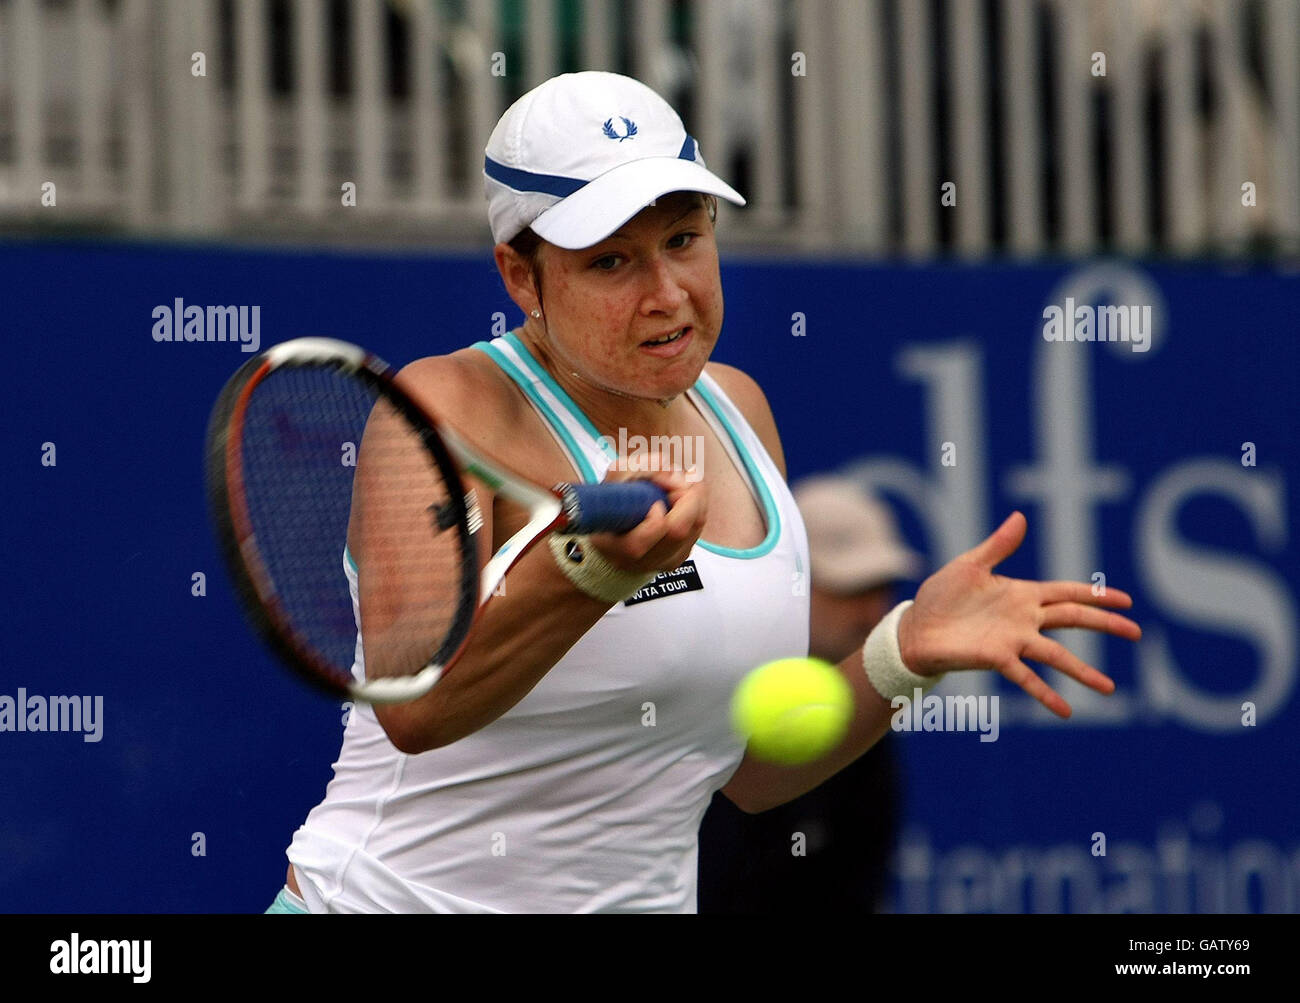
706 366 1142 813
722 515 1141 812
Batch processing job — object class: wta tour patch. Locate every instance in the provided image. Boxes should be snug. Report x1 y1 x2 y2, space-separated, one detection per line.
623 560 704 606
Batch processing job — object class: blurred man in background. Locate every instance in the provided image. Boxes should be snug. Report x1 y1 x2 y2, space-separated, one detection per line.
697 475 923 914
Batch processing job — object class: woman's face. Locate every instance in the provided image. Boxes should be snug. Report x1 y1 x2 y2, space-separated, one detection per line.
528 193 724 404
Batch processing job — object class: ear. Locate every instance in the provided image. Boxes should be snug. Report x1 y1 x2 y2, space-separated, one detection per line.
494 242 541 315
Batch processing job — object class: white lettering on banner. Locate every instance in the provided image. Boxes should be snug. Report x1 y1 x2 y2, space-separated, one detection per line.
891 803 1296 913
844 262 1294 732
1136 460 1294 730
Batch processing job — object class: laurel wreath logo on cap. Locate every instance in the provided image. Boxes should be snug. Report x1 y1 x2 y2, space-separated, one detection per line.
602 117 638 141
482 72 746 248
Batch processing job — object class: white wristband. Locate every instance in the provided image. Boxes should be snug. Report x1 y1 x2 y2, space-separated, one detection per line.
547 534 657 604
862 600 942 701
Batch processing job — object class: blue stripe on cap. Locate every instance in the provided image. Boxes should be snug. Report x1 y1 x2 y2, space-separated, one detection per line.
483 156 586 197
484 135 701 196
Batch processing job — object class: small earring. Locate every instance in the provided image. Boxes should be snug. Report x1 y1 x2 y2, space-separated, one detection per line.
530 309 541 319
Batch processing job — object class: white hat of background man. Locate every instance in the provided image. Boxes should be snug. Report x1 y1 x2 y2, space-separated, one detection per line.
793 476 925 594
483 71 746 250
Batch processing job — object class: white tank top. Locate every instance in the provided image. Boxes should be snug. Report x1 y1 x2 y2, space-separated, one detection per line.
287 333 810 913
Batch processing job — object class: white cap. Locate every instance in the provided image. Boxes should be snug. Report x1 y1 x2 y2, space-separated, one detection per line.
483 71 746 249
793 476 925 594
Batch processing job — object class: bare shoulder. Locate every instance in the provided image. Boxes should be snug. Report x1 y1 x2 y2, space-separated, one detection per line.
703 362 787 479
395 343 575 485
395 345 524 435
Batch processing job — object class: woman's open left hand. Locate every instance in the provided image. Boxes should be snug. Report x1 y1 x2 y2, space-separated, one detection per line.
896 511 1142 718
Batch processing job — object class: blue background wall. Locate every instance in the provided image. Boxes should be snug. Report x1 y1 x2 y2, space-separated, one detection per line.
1 239 1295 912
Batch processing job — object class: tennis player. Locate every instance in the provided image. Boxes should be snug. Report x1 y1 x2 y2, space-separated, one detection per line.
266 71 1140 914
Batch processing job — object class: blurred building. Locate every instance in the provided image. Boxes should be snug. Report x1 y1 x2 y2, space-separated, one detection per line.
1 0 1297 259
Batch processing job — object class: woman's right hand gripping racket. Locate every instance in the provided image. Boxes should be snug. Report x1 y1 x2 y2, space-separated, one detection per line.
205 337 668 704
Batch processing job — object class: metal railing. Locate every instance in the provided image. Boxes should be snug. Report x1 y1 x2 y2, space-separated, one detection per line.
1 0 1297 258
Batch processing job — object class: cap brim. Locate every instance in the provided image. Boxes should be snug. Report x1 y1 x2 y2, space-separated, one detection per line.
530 157 746 250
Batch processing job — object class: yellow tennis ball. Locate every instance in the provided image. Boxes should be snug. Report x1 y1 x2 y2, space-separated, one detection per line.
731 657 854 765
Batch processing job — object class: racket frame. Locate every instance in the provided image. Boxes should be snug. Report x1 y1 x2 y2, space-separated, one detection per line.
209 337 666 706
208 338 478 704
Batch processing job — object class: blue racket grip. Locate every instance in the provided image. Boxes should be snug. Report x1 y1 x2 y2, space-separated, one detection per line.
556 481 671 534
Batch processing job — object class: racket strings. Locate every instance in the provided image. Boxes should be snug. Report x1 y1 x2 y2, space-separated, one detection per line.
239 365 469 686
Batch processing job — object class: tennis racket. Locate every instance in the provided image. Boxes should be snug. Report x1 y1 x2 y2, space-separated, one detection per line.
206 337 668 705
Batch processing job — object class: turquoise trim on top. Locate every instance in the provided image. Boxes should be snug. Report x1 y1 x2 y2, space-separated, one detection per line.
691 379 780 560
345 545 358 574
471 336 600 483
500 332 619 463
472 332 780 561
